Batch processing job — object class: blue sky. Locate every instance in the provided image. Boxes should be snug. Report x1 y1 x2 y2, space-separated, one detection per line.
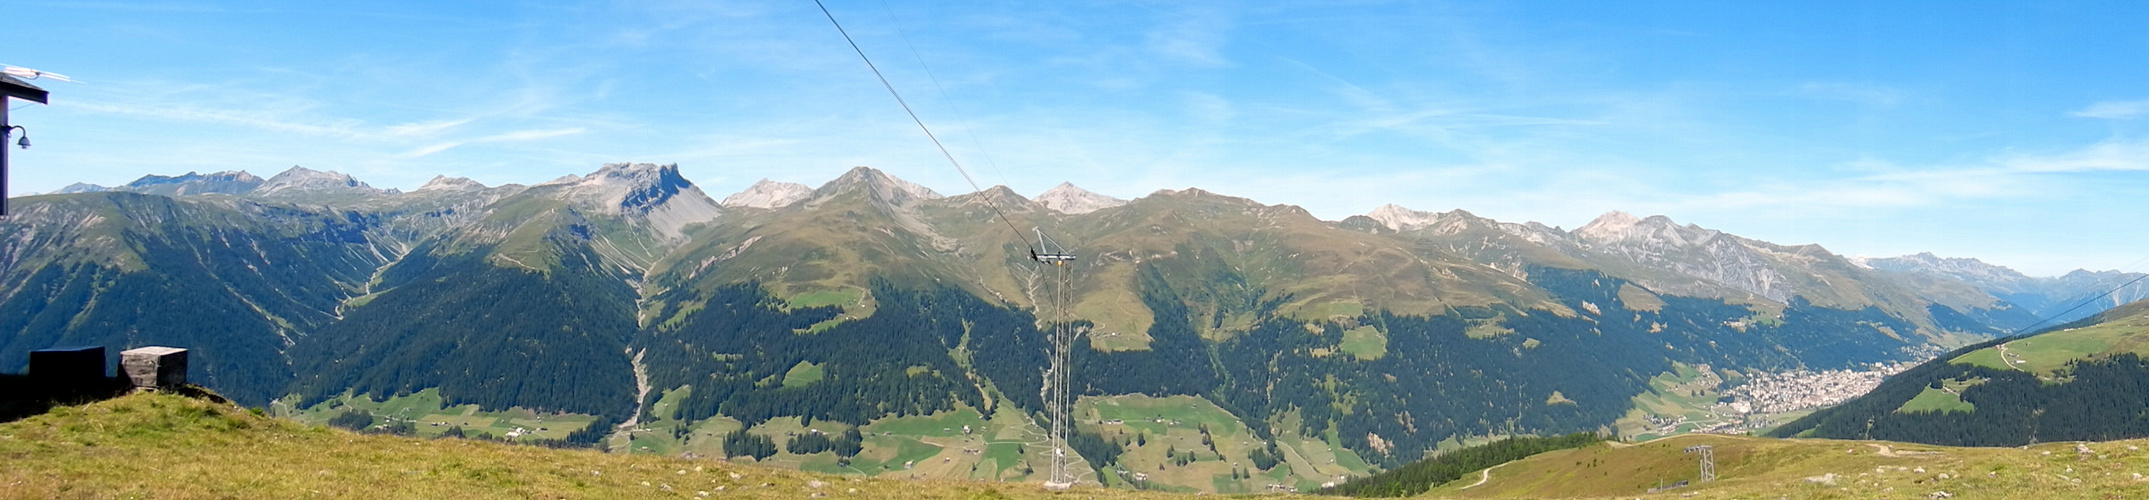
6 1 2147 276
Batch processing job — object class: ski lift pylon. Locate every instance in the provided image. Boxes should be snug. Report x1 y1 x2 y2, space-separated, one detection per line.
1030 228 1075 265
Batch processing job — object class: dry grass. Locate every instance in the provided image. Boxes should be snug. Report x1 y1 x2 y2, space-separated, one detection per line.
0 392 1291 500
14 392 2149 499
1431 433 2149 499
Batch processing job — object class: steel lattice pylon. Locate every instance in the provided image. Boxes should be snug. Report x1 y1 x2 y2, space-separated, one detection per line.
1036 229 1081 491
1041 317 1079 490
1684 445 1715 483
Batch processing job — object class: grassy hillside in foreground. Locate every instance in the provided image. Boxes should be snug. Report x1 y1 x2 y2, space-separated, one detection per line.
1430 433 2149 499
13 392 2149 498
0 392 1209 499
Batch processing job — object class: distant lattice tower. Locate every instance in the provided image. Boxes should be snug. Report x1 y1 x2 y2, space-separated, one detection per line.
1684 445 1716 483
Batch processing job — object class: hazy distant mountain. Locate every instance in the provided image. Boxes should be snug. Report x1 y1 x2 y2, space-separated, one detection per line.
1356 205 2031 336
252 166 390 198
117 170 264 196
1860 252 2038 293
1034 182 1124 214
413 175 489 193
51 182 111 194
718 179 813 209
1864 252 2149 325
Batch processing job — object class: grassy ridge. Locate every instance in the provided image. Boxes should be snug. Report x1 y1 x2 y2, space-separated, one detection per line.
1319 432 1604 497
1433 433 2149 499
13 392 2149 499
0 393 1213 499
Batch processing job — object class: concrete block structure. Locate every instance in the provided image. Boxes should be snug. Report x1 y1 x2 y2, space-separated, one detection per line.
121 346 188 388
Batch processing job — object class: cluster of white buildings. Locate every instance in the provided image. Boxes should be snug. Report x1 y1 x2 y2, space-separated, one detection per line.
1636 358 1931 436
1719 361 1917 414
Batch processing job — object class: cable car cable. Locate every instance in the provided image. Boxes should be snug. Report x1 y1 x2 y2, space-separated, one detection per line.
811 0 1035 256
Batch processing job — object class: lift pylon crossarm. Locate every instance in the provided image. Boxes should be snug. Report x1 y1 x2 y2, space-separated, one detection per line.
1030 228 1076 264
1030 250 1076 264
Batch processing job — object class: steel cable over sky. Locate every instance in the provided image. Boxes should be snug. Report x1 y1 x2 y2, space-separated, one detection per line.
809 0 1033 256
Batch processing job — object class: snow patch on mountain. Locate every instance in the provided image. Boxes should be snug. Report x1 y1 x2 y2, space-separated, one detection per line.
720 179 813 209
1035 182 1125 214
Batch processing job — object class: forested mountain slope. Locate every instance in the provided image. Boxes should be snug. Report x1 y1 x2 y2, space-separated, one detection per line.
1769 299 2149 445
0 192 389 404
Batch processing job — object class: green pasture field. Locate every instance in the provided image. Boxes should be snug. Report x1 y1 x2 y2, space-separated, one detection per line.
282 388 598 442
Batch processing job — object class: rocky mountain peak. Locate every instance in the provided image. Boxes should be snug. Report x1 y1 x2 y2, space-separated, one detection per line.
720 179 814 209
118 170 265 197
53 182 111 194
812 166 943 207
1570 211 1801 302
1366 204 1440 232
1574 211 1641 238
951 185 1034 211
1148 187 1262 207
598 163 694 212
416 175 489 193
542 163 693 210
258 166 374 194
1035 182 1126 214
539 162 720 239
1575 211 1719 246
1367 206 1497 236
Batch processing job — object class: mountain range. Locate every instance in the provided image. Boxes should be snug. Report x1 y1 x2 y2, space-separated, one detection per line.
6 163 2142 490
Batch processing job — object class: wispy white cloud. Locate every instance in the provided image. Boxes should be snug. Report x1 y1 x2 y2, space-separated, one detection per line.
1997 138 2149 172
383 118 474 138
475 128 585 143
1796 82 1902 108
1146 6 1234 67
398 142 462 159
63 100 367 139
398 128 587 159
2071 99 2149 120
1657 136 2149 217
